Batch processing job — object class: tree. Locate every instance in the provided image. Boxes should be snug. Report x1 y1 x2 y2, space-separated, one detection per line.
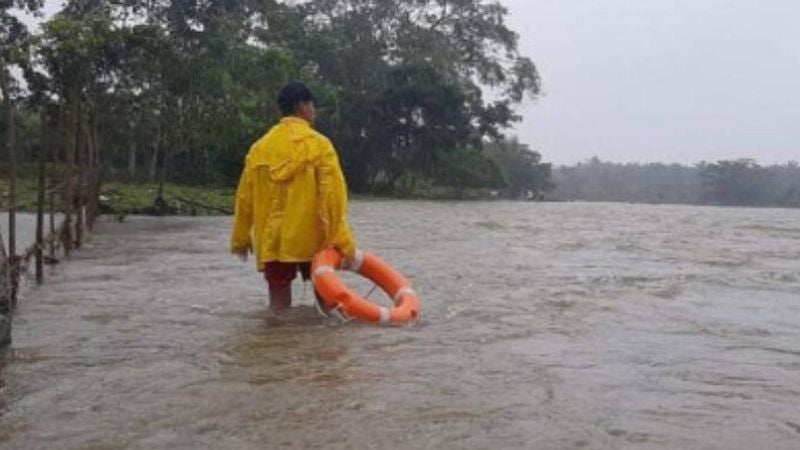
552 158 703 204
768 161 800 207
551 158 800 208
432 146 504 197
698 159 769 206
9 0 547 199
1 0 42 304
269 0 541 192
484 137 553 199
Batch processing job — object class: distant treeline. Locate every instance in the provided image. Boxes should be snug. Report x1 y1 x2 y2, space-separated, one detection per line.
554 157 800 208
1 0 553 199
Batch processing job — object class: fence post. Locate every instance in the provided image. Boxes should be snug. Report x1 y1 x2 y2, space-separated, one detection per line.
0 228 9 346
49 191 56 259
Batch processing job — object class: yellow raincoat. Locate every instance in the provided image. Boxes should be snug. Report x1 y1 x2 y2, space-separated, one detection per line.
230 117 356 271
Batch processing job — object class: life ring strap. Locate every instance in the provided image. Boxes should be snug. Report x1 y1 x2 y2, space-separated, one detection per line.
378 306 391 324
393 287 416 304
345 249 366 272
313 265 335 278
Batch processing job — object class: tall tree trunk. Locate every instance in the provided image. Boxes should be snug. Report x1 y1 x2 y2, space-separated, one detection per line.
128 142 136 179
156 99 179 210
149 119 161 181
92 114 104 225
1 66 18 305
49 111 58 259
62 91 78 255
75 101 85 249
82 105 98 230
36 111 46 284
92 114 102 166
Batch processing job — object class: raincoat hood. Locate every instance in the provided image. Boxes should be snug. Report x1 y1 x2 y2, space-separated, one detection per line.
265 117 321 182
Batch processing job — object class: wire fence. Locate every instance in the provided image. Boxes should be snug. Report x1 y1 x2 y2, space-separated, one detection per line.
1 166 103 345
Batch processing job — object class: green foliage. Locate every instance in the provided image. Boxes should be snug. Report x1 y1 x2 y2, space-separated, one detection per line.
5 0 551 200
698 159 779 206
554 157 702 204
273 0 541 192
100 181 235 215
484 138 553 199
432 146 504 195
554 157 800 208
0 105 39 160
366 63 477 189
767 161 800 207
1 0 42 63
2 0 43 110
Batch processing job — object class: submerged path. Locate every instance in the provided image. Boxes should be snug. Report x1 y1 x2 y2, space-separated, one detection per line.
1 202 799 449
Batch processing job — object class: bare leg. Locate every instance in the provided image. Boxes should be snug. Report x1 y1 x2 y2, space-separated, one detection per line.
269 285 292 312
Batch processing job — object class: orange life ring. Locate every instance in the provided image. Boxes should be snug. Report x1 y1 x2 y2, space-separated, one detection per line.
312 248 420 324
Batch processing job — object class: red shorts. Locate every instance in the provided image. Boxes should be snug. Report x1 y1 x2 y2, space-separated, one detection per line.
263 261 311 290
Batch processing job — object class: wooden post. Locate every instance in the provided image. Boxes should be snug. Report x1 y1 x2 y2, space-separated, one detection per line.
0 226 9 346
48 191 56 258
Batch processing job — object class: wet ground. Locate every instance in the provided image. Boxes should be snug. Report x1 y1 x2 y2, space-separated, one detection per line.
1 201 799 449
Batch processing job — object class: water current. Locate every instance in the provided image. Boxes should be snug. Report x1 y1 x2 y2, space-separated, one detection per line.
1 201 799 449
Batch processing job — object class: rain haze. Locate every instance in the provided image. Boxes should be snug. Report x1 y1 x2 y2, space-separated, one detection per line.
16 1 800 166
4 2 800 449
500 0 800 166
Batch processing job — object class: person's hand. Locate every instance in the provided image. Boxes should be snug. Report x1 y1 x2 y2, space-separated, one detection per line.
233 245 250 262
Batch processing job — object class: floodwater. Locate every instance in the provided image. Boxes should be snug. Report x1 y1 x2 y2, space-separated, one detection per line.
1 213 43 254
1 201 799 449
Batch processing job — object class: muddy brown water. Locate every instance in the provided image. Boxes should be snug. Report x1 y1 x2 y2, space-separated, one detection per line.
1 201 799 449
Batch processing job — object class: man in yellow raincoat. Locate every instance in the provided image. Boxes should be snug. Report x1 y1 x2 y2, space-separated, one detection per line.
231 82 356 312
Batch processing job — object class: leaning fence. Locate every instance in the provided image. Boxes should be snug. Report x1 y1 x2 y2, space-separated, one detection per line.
0 166 102 345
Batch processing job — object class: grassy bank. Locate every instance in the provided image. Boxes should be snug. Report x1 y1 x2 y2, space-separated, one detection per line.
101 182 235 216
0 178 39 211
0 177 236 216
2 176 518 217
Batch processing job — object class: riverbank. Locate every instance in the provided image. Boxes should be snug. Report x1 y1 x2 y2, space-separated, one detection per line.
100 182 236 216
2 179 520 217
1 179 237 217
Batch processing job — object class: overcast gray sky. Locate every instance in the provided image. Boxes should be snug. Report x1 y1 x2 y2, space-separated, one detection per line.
500 0 800 165
18 1 800 166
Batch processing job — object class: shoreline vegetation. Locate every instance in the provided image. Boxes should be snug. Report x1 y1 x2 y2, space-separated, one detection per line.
4 1 796 220
5 155 798 218
3 155 799 219
1 0 548 207
4 156 800 218
1 177 547 218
